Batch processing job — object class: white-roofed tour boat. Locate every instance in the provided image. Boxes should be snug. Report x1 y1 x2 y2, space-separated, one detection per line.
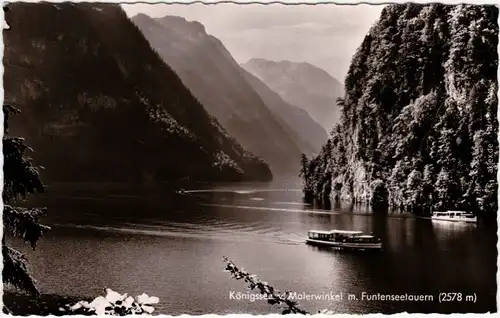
431 211 477 224
306 229 383 251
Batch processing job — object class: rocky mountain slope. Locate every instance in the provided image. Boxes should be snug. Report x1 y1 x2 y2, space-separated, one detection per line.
132 14 327 173
4 3 272 183
241 58 343 132
301 4 498 216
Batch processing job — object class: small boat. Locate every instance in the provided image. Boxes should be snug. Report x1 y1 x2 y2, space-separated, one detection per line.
431 211 477 223
306 229 382 251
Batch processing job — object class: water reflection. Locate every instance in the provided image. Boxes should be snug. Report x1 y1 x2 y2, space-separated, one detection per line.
15 183 497 314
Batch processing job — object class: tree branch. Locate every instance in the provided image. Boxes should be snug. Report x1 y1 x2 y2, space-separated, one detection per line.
3 136 45 203
223 256 309 315
3 205 50 249
2 246 39 297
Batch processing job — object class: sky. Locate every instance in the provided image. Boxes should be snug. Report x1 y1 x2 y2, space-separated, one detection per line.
122 3 384 82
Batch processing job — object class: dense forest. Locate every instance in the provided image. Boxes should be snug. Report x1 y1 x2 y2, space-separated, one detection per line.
4 3 272 183
302 4 498 216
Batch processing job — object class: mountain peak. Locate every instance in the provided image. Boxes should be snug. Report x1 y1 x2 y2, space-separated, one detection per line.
245 58 336 81
156 15 206 34
132 12 150 20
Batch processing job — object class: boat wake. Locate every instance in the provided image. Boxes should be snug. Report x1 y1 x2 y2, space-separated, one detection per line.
49 221 303 246
199 203 340 215
182 188 301 194
274 201 308 206
249 197 265 201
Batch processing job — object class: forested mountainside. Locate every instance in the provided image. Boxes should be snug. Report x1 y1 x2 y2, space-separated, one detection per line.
132 14 327 173
4 3 272 183
302 4 498 216
241 58 343 131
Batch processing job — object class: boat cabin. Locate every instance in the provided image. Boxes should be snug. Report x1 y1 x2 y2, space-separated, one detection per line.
433 211 475 218
352 235 380 243
308 230 363 241
308 230 334 240
306 229 383 250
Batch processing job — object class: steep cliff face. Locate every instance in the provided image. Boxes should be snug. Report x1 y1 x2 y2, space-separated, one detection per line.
303 4 498 215
241 58 343 132
132 14 325 174
4 3 272 183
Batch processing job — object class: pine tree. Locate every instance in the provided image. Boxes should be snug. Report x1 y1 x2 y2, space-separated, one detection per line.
2 104 50 312
298 153 309 180
298 153 311 198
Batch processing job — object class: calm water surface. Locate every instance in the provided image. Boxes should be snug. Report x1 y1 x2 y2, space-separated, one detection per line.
14 181 497 314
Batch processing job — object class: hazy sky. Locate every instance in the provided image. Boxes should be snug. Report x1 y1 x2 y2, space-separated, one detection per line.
122 3 384 82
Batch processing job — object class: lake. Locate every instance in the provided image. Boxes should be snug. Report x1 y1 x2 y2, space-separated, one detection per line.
10 180 497 314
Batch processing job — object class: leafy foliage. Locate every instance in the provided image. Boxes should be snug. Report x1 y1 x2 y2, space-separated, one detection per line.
302 4 498 216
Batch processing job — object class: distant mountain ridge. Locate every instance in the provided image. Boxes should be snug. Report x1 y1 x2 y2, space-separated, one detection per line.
4 3 272 183
132 14 328 174
239 69 328 154
241 58 343 132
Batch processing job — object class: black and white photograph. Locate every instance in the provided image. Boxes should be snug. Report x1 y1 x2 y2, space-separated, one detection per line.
2 0 498 315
